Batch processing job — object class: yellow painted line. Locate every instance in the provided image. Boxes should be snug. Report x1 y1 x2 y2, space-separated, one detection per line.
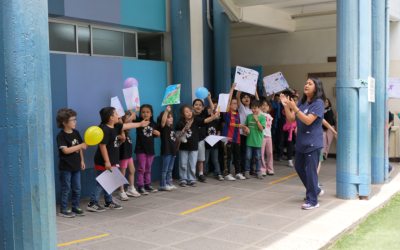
181 197 231 215
269 173 298 184
58 234 109 247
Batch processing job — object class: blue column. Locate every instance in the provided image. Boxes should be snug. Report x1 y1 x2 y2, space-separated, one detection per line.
384 0 390 183
371 0 387 184
0 0 57 249
336 0 371 199
213 0 231 95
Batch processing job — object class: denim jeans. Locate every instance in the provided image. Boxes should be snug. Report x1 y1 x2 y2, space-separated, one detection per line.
205 149 221 174
59 170 81 211
90 170 112 204
160 154 175 188
245 146 261 172
179 150 198 184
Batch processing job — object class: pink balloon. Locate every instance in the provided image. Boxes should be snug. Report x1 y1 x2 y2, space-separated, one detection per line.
124 78 138 88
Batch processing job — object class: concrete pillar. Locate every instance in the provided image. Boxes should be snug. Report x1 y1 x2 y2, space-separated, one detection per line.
371 0 387 184
213 0 231 95
336 0 372 199
384 0 390 183
0 0 58 249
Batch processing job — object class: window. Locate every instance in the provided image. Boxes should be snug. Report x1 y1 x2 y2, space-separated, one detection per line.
48 20 137 59
138 33 163 61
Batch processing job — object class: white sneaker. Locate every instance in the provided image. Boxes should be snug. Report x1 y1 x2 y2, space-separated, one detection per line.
318 189 324 196
261 171 267 176
225 174 236 181
167 185 178 190
119 191 129 201
126 187 141 197
288 160 294 167
235 173 246 180
159 186 172 191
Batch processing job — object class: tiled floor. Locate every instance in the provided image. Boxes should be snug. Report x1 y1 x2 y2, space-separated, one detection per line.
56 159 400 250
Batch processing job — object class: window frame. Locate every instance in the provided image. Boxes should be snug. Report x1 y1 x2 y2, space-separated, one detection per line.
48 18 138 59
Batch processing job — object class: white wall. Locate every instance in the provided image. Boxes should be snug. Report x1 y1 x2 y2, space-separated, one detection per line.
190 0 204 100
231 28 337 67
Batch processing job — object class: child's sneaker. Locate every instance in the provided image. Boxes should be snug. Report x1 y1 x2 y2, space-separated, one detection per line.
144 184 158 193
126 187 141 197
104 201 122 210
217 174 224 181
235 173 246 180
189 182 197 187
288 160 294 167
244 171 250 179
159 186 172 191
224 174 236 181
138 186 149 195
59 209 76 218
301 203 320 210
87 202 106 212
257 172 264 179
199 175 207 183
168 184 178 190
261 171 267 176
119 191 129 201
180 182 187 187
389 165 394 176
318 183 323 187
72 207 85 216
267 171 274 175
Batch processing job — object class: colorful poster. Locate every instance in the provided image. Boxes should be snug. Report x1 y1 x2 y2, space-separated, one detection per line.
111 96 125 118
162 84 181 106
263 72 289 96
123 86 140 110
389 78 400 99
234 66 259 95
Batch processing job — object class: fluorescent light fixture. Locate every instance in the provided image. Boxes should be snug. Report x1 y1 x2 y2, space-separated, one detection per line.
291 10 336 20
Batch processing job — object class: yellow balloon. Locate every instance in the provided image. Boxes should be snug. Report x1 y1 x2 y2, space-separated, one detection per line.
84 126 104 146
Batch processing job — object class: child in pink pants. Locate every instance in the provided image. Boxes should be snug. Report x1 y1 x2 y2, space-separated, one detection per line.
260 100 274 175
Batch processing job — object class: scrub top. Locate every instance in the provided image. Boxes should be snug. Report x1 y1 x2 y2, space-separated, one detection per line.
295 98 325 153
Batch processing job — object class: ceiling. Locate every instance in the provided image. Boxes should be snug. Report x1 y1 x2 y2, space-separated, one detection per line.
228 0 337 38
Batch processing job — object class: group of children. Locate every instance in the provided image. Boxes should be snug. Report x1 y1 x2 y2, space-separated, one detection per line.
56 82 336 217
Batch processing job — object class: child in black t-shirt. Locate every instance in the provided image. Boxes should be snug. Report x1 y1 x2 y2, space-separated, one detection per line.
88 107 149 212
157 105 177 191
117 109 141 201
204 106 223 181
175 105 220 187
131 104 160 195
193 92 214 183
56 108 88 218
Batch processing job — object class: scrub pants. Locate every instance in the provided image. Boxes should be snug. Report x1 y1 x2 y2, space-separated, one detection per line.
295 148 322 206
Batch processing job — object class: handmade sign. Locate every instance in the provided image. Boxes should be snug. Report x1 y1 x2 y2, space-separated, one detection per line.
123 86 140 110
215 94 230 113
162 84 181 106
204 135 231 147
234 66 259 95
111 96 125 118
263 72 289 96
96 168 129 195
389 78 400 99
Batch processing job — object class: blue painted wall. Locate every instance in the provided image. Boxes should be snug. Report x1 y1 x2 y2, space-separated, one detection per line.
48 0 65 16
121 0 166 32
64 0 122 24
50 54 168 202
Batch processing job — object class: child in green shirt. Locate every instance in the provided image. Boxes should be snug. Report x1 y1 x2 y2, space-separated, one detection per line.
244 100 266 179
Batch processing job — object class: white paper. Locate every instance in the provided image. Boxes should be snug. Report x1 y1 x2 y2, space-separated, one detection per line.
234 66 259 95
96 168 129 195
111 96 125 118
389 78 400 99
263 72 289 96
204 135 231 147
123 87 135 110
368 76 375 103
215 94 230 113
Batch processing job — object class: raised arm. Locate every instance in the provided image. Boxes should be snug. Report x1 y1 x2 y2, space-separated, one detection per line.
126 107 140 123
205 111 220 124
161 106 171 128
236 89 242 108
123 120 150 130
255 89 260 101
227 83 236 112
207 92 214 114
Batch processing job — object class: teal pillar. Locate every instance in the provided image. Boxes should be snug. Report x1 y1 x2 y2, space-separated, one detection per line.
213 0 231 95
0 0 58 249
336 0 372 199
